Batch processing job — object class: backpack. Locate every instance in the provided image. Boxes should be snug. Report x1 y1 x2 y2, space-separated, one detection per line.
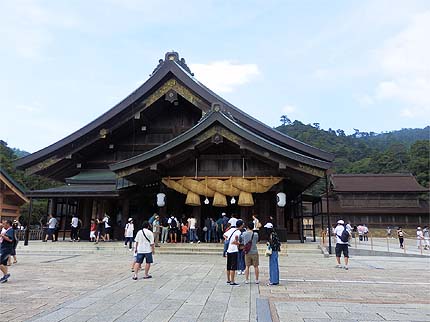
170 218 177 228
337 226 350 243
244 232 254 254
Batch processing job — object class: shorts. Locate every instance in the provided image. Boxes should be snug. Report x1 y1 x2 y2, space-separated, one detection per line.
169 228 177 234
226 252 238 271
105 227 112 235
136 253 153 264
90 231 96 238
47 228 56 236
245 253 259 267
335 243 349 258
1 251 11 266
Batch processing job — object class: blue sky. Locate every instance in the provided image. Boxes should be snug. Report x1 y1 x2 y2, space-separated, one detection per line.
0 0 429 153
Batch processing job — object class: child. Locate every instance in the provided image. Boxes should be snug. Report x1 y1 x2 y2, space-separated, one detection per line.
181 223 189 243
90 219 96 242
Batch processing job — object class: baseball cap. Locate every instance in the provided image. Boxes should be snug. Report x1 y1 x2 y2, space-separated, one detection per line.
264 223 273 229
337 220 345 224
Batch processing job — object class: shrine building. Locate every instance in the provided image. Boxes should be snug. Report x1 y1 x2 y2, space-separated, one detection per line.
15 52 334 241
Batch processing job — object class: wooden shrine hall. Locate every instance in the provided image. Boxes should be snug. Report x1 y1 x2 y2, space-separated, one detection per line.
15 52 333 241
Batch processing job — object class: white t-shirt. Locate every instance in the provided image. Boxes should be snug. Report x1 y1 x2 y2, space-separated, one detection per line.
135 229 154 253
48 217 57 229
125 223 134 237
188 218 197 229
334 225 349 244
71 217 79 228
228 217 238 227
103 216 111 228
252 218 260 230
224 228 241 253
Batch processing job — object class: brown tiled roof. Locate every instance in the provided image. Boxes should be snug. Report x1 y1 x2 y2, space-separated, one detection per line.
330 173 429 193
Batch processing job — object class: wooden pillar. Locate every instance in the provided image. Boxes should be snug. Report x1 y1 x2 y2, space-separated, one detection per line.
122 199 130 223
0 185 4 221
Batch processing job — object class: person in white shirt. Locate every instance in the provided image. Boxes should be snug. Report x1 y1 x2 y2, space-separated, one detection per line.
187 215 199 243
223 220 243 286
70 215 79 242
228 214 238 228
152 215 160 247
133 221 155 280
103 214 111 241
416 227 424 249
44 214 57 242
334 220 350 270
124 218 134 250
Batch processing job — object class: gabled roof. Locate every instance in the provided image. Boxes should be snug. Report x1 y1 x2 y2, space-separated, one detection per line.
0 167 29 203
15 51 333 171
27 184 119 198
330 173 429 193
110 109 331 173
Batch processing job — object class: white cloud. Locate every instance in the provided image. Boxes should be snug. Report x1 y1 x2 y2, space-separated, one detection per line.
190 61 260 93
374 11 430 118
282 104 297 114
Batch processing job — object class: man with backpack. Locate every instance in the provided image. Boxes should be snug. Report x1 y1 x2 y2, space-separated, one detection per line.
334 219 351 270
168 215 178 243
243 221 259 284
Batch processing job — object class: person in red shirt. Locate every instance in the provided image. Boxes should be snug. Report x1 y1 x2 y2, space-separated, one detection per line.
181 223 189 243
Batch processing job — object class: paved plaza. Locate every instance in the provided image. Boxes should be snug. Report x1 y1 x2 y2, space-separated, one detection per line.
0 242 429 322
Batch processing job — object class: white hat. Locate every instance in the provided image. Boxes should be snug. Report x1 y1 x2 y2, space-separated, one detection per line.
221 212 226 216
128 218 133 222
264 223 273 229
337 220 345 225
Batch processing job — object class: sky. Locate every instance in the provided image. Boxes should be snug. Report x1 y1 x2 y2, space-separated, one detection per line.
0 0 429 153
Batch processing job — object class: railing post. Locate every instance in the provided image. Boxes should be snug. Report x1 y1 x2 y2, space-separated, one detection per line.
386 236 390 252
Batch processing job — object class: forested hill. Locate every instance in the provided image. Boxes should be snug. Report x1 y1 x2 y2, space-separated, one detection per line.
276 118 429 187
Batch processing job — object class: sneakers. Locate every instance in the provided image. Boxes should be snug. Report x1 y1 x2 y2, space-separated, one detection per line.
230 282 239 286
190 242 194 244
255 280 260 284
245 280 249 284
197 241 201 244
226 281 231 284
132 275 138 280
336 264 342 268
0 274 10 283
344 266 349 270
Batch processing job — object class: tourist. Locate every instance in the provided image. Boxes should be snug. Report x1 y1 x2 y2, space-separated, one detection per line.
132 221 154 280
9 221 19 265
0 220 14 283
44 214 57 242
90 219 96 242
161 216 169 243
266 223 281 285
70 214 79 242
243 221 259 284
152 215 160 247
181 222 188 243
95 217 104 244
397 227 405 249
224 219 242 286
363 224 369 241
168 215 178 243
124 218 134 250
264 217 275 240
357 224 364 241
334 220 350 270
210 217 217 243
148 213 157 227
216 215 224 243
223 223 232 257
228 213 238 228
423 226 430 250
252 214 261 232
237 221 246 275
416 227 424 249
386 226 392 238
204 217 212 242
103 214 112 241
188 215 199 243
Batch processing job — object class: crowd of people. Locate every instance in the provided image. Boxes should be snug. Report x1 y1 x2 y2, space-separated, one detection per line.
125 212 281 286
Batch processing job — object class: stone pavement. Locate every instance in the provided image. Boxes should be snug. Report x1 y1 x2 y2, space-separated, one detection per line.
0 241 429 321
